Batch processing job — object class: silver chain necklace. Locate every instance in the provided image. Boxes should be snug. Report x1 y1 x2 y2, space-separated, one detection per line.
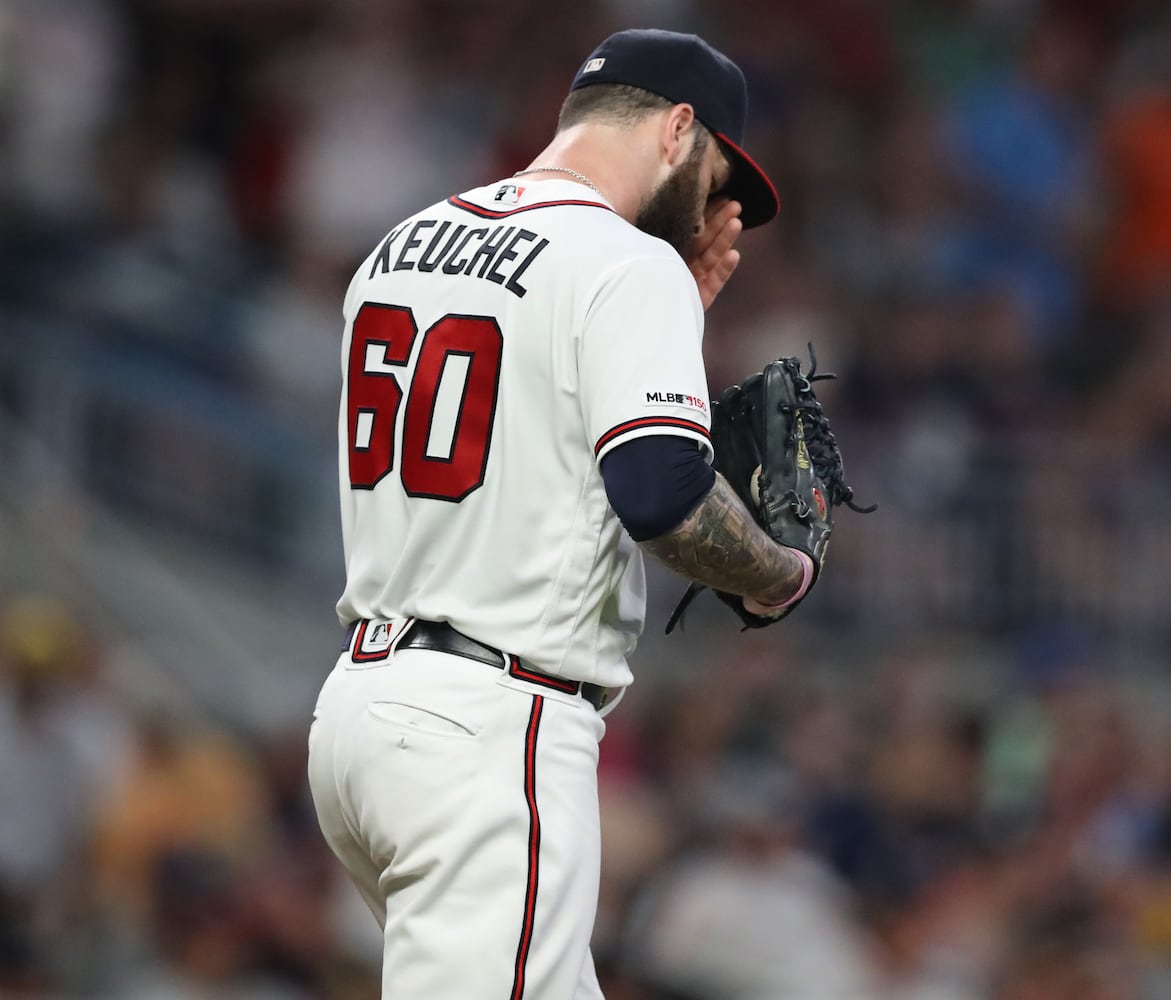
512 166 600 195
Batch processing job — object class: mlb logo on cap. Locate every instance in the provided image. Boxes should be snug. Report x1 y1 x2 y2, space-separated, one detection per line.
583 58 605 73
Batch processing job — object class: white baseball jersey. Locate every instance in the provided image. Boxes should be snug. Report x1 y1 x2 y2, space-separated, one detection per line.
335 178 712 690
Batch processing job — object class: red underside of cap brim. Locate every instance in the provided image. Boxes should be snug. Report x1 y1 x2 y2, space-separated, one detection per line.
715 131 780 229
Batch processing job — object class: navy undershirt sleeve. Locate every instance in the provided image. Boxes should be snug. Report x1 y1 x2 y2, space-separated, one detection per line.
600 435 715 542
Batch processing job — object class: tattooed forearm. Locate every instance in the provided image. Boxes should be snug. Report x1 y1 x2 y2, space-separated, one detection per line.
640 473 806 603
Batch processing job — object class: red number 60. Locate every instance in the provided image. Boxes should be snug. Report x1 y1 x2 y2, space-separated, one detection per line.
346 303 503 502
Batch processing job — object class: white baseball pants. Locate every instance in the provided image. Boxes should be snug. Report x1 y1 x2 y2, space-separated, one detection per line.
308 643 607 999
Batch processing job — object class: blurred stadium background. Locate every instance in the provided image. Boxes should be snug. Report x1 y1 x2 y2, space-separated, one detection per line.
2 0 1171 997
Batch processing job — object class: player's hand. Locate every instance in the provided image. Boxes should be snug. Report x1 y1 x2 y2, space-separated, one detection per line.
688 199 742 311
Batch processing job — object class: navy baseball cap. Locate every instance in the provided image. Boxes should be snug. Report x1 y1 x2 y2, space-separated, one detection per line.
570 29 780 228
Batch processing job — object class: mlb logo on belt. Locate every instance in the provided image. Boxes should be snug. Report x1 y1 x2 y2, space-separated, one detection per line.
353 618 412 662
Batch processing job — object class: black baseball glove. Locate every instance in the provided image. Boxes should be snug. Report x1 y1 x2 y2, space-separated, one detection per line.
666 348 874 632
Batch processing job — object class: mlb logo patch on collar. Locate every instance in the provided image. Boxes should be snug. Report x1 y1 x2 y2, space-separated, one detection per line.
493 183 525 205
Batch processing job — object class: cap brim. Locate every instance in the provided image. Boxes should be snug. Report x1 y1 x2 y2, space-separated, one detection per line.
715 132 779 229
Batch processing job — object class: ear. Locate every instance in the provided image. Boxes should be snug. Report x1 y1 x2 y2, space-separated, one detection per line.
662 103 697 167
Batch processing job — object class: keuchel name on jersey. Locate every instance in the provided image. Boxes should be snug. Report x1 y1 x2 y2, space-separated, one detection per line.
368 219 550 299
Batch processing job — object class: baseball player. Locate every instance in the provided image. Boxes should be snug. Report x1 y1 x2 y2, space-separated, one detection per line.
308 29 811 999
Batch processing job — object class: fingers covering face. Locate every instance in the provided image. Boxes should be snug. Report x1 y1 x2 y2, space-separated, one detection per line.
688 200 743 310
693 200 742 272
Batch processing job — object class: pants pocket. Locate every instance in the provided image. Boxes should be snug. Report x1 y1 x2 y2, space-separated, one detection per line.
367 700 480 739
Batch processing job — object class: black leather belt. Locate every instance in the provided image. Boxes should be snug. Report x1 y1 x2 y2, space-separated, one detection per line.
343 619 608 711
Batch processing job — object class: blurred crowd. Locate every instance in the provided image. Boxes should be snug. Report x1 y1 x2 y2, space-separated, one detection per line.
4 0 1171 454
3 0 1171 997
0 595 384 997
5 594 1171 998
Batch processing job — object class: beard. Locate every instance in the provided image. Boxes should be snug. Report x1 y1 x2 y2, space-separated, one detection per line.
634 135 707 257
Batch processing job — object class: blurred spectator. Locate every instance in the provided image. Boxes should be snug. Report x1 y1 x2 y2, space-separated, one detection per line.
0 599 91 976
0 0 128 221
92 714 269 924
942 13 1104 344
277 1 493 261
1092 10 1171 313
0 595 135 991
1096 71 1171 316
622 763 881 1000
113 847 299 1000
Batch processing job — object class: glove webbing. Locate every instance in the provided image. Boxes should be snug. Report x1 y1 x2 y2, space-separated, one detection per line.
779 350 875 515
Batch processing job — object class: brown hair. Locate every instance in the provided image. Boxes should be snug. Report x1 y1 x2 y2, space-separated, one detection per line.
556 83 675 131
